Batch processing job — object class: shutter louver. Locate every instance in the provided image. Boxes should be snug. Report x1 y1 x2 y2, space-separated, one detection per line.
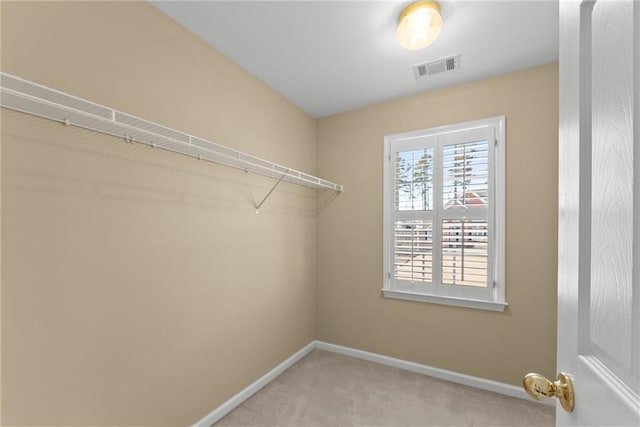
442 219 488 287
442 140 489 210
395 148 434 211
394 220 433 283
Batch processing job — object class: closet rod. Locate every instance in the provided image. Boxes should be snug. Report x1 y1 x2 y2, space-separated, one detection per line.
0 72 343 193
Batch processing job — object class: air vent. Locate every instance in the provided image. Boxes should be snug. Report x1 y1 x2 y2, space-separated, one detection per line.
412 55 460 80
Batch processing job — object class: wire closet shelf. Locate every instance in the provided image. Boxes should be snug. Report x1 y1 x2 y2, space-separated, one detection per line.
0 72 344 194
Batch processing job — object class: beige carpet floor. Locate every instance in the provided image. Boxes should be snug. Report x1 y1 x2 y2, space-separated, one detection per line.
215 349 555 427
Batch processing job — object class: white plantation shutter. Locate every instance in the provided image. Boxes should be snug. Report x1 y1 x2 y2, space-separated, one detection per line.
393 145 435 287
441 140 489 288
383 117 505 311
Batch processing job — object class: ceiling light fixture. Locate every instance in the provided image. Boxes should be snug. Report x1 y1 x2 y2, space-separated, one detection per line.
396 1 443 51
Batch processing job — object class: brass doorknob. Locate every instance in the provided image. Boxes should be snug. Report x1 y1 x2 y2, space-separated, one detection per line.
523 372 575 412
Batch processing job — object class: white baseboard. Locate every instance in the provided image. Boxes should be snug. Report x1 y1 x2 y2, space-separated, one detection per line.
192 341 316 427
194 339 551 426
315 341 553 406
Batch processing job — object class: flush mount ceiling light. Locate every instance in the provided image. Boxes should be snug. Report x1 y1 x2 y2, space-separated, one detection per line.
396 1 443 51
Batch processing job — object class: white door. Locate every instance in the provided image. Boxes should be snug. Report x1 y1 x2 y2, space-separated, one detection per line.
556 0 640 425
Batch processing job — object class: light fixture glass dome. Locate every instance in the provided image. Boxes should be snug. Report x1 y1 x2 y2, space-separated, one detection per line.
396 1 443 51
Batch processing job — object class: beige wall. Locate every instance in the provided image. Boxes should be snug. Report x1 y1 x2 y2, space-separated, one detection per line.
316 63 559 386
1 2 317 425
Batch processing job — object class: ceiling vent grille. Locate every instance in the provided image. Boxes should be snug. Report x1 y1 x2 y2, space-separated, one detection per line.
412 55 460 80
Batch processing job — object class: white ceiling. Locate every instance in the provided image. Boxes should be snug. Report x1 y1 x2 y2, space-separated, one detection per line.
151 1 559 118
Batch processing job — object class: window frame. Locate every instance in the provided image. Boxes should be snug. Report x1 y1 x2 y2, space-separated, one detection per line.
383 116 507 312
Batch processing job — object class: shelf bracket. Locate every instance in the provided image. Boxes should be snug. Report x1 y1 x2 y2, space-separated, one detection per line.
255 170 289 213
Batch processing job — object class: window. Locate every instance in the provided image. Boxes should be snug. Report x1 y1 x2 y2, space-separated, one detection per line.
383 117 506 311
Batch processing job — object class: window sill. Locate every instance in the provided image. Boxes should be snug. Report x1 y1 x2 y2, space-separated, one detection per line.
382 289 508 312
